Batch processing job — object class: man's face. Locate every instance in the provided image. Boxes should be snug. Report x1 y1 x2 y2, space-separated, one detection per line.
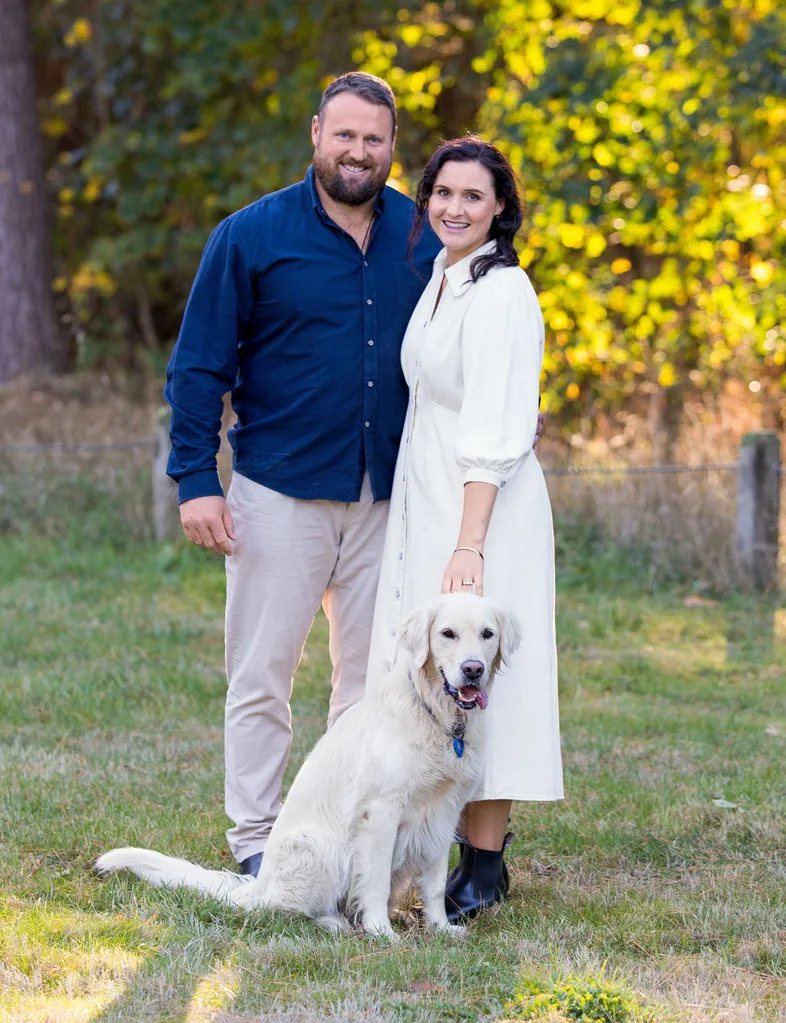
311 93 395 207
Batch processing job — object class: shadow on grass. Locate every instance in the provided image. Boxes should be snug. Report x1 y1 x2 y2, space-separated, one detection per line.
82 896 241 1023
81 889 347 1023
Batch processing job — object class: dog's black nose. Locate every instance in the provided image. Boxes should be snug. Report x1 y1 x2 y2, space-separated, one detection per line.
460 660 484 683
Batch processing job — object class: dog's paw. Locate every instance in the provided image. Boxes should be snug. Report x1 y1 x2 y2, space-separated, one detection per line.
363 920 401 943
229 882 265 910
432 921 467 939
314 914 352 936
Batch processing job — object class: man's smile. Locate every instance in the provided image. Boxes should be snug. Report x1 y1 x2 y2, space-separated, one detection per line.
340 163 371 177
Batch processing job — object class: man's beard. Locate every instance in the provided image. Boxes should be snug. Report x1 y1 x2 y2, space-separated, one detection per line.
312 147 390 206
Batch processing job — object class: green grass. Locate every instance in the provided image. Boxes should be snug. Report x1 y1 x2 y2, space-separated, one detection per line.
1 531 784 1023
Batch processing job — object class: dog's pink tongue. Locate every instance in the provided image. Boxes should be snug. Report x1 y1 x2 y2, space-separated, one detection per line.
459 687 488 710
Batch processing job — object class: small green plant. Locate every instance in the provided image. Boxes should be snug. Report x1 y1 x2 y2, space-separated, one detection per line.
504 973 657 1023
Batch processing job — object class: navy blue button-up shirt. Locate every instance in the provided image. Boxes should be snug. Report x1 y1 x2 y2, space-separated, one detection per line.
165 166 440 504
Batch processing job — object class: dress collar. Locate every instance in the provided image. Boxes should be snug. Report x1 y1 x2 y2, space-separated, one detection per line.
436 239 498 297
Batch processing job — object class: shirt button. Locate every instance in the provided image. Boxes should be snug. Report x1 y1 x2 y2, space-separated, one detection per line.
500 481 506 488
395 590 400 598
367 299 373 305
364 421 370 428
368 339 374 346
367 381 374 387
399 552 403 560
364 261 368 267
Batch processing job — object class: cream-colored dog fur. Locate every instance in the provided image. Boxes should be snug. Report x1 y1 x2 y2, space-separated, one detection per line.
96 593 521 939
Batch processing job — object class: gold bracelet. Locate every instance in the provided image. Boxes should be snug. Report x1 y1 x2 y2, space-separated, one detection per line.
454 546 484 562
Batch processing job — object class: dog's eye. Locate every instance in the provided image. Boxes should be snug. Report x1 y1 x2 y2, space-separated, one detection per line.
441 628 456 640
482 628 495 640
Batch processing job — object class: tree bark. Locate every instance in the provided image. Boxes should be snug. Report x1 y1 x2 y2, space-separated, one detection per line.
0 0 61 384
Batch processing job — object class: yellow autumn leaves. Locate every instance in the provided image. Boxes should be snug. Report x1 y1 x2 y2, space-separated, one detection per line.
54 263 115 301
553 224 607 257
64 17 92 47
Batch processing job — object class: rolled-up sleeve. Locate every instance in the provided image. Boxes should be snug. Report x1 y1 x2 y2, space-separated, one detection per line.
164 215 254 503
455 269 544 488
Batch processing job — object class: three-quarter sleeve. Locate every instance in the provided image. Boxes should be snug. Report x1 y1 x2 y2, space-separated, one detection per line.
164 215 254 503
455 268 544 488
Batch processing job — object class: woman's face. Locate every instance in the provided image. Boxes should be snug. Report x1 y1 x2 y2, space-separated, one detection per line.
427 160 503 265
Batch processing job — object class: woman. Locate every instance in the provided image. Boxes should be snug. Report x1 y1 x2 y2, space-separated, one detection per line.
366 137 563 921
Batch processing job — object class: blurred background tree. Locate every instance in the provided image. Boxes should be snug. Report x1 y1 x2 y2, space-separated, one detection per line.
19 0 786 435
0 0 61 384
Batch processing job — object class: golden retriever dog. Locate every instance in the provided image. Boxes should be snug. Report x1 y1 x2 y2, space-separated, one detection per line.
96 593 521 939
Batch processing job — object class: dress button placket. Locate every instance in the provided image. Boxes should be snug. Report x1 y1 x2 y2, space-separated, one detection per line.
394 381 418 622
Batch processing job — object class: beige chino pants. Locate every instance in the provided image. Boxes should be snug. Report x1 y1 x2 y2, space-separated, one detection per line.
224 471 388 863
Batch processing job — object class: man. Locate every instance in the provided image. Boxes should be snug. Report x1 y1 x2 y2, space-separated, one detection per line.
164 73 440 877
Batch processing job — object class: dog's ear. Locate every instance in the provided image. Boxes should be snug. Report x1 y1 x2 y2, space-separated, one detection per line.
398 604 439 668
494 608 522 669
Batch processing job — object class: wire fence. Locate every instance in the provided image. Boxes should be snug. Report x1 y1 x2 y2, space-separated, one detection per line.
0 440 155 452
543 462 740 477
0 434 782 591
3 443 779 473
0 440 751 474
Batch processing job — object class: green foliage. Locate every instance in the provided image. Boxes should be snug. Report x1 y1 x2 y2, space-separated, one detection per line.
505 973 657 1022
355 0 786 420
34 0 396 355
32 0 786 421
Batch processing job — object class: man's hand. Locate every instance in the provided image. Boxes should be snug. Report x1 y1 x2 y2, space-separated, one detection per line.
180 496 236 555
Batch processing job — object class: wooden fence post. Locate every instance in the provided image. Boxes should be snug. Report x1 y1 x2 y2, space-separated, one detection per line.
736 431 781 590
152 406 180 542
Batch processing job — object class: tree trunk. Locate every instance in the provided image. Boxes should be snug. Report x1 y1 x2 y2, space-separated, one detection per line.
648 384 682 464
0 0 61 384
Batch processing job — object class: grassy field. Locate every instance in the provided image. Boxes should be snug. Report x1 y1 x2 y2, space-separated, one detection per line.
0 528 784 1023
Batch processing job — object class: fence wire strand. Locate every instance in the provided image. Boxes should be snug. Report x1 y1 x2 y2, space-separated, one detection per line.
0 440 155 452
0 439 744 476
543 462 738 477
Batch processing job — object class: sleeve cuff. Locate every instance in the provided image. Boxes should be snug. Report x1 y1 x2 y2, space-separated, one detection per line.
462 468 506 488
177 469 225 504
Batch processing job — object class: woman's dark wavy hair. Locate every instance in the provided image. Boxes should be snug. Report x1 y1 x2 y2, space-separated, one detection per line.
408 136 524 281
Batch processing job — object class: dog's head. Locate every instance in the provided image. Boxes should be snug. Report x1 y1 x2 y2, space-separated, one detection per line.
398 593 522 713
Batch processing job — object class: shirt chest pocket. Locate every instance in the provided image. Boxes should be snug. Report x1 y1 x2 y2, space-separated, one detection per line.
393 261 427 316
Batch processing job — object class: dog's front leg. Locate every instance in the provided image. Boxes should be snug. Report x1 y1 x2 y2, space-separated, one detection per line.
418 846 466 937
353 799 400 941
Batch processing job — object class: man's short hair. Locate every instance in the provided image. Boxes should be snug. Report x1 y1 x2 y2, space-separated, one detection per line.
318 72 397 134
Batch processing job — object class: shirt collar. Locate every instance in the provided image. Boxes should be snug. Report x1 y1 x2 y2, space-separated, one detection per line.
305 164 386 219
436 239 498 297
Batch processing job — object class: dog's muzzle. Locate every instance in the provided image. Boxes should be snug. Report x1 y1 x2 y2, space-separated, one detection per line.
441 668 489 711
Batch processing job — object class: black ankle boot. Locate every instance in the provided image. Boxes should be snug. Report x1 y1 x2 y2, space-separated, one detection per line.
445 834 511 922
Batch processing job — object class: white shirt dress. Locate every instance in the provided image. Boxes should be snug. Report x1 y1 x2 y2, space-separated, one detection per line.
366 241 564 802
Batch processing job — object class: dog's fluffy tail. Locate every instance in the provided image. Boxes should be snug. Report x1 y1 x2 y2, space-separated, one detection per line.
94 847 250 902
